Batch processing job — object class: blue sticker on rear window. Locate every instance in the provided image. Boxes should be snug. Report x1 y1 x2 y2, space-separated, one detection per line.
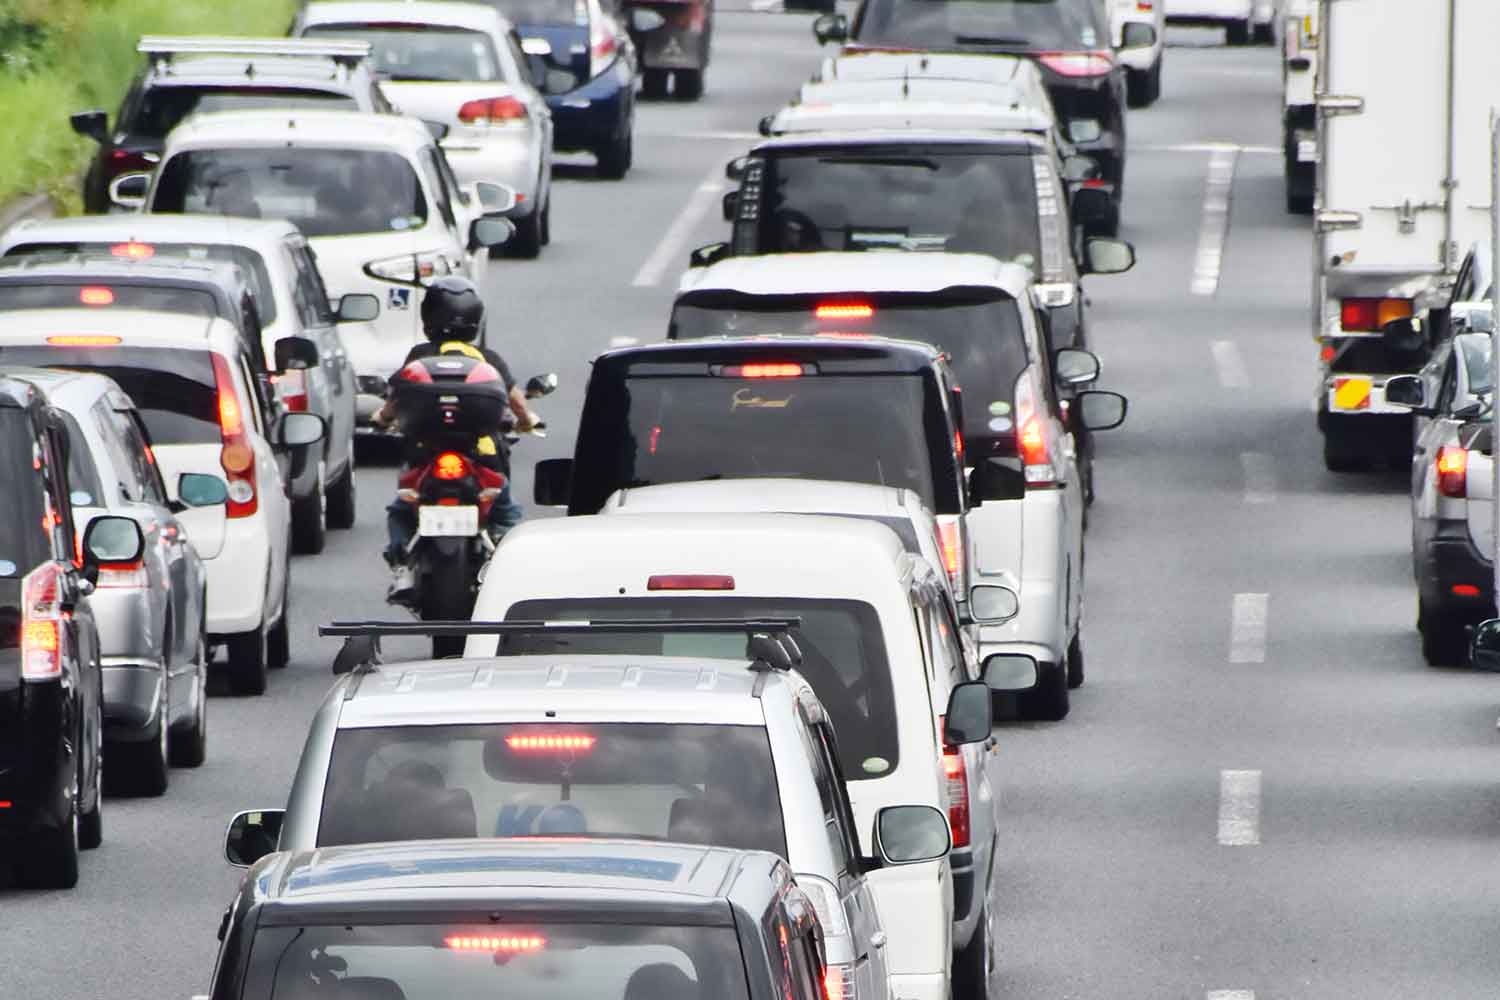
0 560 15 577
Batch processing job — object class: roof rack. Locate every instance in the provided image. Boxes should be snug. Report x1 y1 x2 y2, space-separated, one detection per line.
320 618 805 677
137 37 372 67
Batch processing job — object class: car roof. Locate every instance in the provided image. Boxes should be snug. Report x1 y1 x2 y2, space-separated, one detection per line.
0 307 228 350
0 371 43 409
0 365 116 406
604 478 930 521
675 251 1033 300
752 128 1044 153
0 252 245 289
815 51 1033 85
301 0 509 32
772 96 1053 136
163 109 431 152
2 214 302 255
595 332 946 373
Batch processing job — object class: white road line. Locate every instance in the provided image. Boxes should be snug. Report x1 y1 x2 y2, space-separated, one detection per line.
1191 145 1240 295
1206 992 1256 1000
1240 452 1276 504
1229 593 1269 663
1218 770 1262 846
1137 142 1277 155
631 166 726 288
1211 340 1250 389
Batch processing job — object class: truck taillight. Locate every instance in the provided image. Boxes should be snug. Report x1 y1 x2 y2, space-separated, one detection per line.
212 353 258 518
1340 297 1412 333
20 562 65 681
1436 445 1468 498
941 744 971 848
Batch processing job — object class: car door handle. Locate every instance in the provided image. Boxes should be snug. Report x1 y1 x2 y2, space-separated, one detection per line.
870 932 887 949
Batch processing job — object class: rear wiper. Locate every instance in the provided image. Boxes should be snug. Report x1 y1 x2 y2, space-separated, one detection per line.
954 35 1032 47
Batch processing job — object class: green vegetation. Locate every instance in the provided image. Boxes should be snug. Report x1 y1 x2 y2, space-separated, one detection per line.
0 0 297 211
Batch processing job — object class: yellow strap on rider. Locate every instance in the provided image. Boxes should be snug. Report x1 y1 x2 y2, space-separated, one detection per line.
440 340 500 456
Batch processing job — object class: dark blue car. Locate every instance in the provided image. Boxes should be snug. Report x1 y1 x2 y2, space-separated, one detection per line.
479 0 637 178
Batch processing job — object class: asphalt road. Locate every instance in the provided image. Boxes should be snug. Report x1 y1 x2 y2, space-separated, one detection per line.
5 12 1500 1000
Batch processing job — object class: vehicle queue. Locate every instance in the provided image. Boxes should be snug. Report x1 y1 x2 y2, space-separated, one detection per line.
5 0 1495 998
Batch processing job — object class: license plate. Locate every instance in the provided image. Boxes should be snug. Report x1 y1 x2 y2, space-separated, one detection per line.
418 505 479 537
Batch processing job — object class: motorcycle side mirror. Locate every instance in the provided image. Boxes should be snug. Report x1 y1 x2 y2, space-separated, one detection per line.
525 373 560 397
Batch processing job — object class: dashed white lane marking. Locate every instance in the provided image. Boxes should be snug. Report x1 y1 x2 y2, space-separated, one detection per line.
1138 142 1276 155
631 165 726 288
609 336 640 348
1211 340 1250 389
1206 992 1256 1000
1218 770 1262 846
1191 145 1240 295
1229 593 1269 664
1240 452 1276 504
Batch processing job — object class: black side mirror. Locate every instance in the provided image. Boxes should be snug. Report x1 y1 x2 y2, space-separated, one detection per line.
1074 390 1128 431
872 805 950 867
277 411 326 450
722 190 740 222
534 457 573 506
224 809 285 868
1120 22 1157 48
812 12 848 45
82 515 146 584
525 372 560 398
177 472 229 508
942 680 992 745
688 242 730 269
758 114 776 137
336 293 380 323
70 110 108 144
1382 315 1425 354
273 336 319 373
1470 619 1500 671
1382 373 1428 410
109 172 151 210
1053 347 1101 386
629 7 666 31
969 457 1026 503
1065 119 1102 145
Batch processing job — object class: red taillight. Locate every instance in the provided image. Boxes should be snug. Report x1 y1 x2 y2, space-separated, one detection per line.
46 334 121 346
647 574 735 590
110 242 154 259
96 561 148 589
941 745 970 848
465 362 502 383
815 302 874 320
446 935 545 952
1319 344 1336 363
589 21 618 77
1436 445 1468 498
823 964 856 1000
79 286 114 306
458 96 529 125
1340 297 1412 333
434 452 468 480
723 363 804 378
399 360 434 384
20 563 64 681
505 734 597 752
211 353 257 518
106 150 156 177
1453 584 1482 598
937 520 962 585
1136 0 1153 9
1035 50 1114 77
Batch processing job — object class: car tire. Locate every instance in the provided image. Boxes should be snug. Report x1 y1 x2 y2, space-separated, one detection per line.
597 131 632 180
951 889 995 1000
1322 431 1365 472
1018 661 1070 721
78 750 103 851
20 770 80 889
268 608 291 670
114 698 169 797
643 68 669 99
226 624 268 696
541 196 552 245
170 631 208 768
507 206 544 259
325 445 357 530
1253 21 1275 45
1225 18 1251 45
1066 634 1085 689
1126 60 1161 108
291 461 327 555
1419 601 1470 666
674 69 704 102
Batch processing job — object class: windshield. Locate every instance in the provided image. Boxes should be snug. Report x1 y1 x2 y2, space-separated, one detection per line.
0 282 217 318
500 597 902 780
152 148 427 238
245 923 750 1000
0 346 220 445
129 86 357 140
670 293 1028 454
483 0 584 28
319 722 787 853
852 0 1108 50
757 147 1040 264
304 24 505 82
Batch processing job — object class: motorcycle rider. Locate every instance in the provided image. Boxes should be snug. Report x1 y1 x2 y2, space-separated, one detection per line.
373 276 538 601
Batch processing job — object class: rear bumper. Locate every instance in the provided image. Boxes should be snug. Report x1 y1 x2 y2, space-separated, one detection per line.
1418 522 1496 619
887 973 947 1000
1317 408 1413 454
442 136 543 204
101 661 164 740
205 519 271 636
549 62 633 150
0 681 71 838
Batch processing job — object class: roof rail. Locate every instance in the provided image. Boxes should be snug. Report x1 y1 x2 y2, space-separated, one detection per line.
137 37 372 66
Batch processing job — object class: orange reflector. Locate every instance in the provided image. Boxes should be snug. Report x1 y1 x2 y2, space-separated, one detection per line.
110 242 154 259
647 574 735 590
47 334 121 346
79 286 114 306
815 302 874 320
1452 584 1482 598
937 521 961 578
434 452 467 480
445 935 545 952
505 734 597 752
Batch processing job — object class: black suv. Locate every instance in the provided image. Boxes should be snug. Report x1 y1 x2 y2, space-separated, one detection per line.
816 0 1128 233
70 38 391 213
206 838 830 1000
0 372 142 889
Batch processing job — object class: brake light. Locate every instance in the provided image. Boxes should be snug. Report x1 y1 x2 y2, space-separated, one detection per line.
505 734 597 752
1340 297 1412 333
466 362 502 384
815 302 874 320
823 964 856 1000
1136 0 1153 9
211 353 257 518
20 562 64 681
46 335 121 346
589 15 618 78
722 363 804 378
106 150 157 178
1436 445 1468 498
79 286 114 306
96 561 148 589
1453 583 1482 598
1035 51 1114 77
458 96 529 125
647 574 736 590
446 935 545 952
1319 344 1336 363
941 744 970 848
937 519 962 586
110 242 154 259
434 452 468 480
1014 372 1055 486
398 360 433 384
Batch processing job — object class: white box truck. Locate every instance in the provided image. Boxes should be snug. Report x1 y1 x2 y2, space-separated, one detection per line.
1280 0 1317 214
1313 0 1500 470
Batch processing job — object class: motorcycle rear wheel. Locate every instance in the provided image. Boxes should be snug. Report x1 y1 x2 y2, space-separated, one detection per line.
419 545 473 658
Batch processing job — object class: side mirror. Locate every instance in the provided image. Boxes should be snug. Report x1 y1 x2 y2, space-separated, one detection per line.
422 119 450 142
1074 390 1128 431
534 457 573 506
969 456 1026 503
1470 619 1500 671
630 7 666 31
1065 119 1103 145
470 216 516 250
722 190 740 221
942 680 992 745
1070 186 1113 225
1120 22 1157 48
224 809 285 868
981 652 1039 692
70 110 108 144
688 241 730 269
525 372 560 398
1083 238 1136 275
336 293 379 323
1382 373 1428 409
332 634 381 675
1060 154 1100 183
812 12 848 45
872 805 950 866
1451 303 1495 334
1383 315 1425 354
109 172 151 210
273 336 318 372
177 473 228 508
726 156 751 181
1053 347 1101 386
543 67 578 96
82 515 145 582
968 584 1019 625
277 411 326 450
474 181 520 217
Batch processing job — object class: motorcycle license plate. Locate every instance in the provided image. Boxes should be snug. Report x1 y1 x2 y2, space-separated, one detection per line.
418 505 479 537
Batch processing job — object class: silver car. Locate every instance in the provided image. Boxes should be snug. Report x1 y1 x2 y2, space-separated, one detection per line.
22 368 227 794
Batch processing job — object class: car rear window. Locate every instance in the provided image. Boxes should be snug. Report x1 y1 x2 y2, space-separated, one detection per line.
483 0 585 28
853 0 1108 50
128 86 358 140
0 408 48 579
318 722 787 854
1459 333 1492 395
152 147 427 238
244 923 750 1000
670 291 1029 454
0 282 217 318
0 346 220 445
500 597 902 780
756 146 1041 264
303 24 505 82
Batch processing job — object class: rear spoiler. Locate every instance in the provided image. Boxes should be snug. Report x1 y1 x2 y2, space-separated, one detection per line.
137 36 372 66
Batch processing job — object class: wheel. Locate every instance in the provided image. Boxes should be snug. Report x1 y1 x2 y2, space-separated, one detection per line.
19 769 80 889
170 631 208 767
1285 185 1313 215
1066 634 1085 689
267 609 290 670
113 698 169 797
540 196 551 245
1126 60 1160 108
1419 600 1470 666
79 719 102 850
290 460 327 555
1017 661 1070 721
642 68 669 99
1253 21 1275 45
420 548 473 658
674 69 704 102
1225 18 1250 45
951 889 995 1000
325 443 357 530
226 623 268 696
596 131 632 180
506 205 544 259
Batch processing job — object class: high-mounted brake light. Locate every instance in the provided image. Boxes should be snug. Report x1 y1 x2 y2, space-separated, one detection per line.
111 242 154 259
446 935 546 952
505 734 597 752
722 363 804 378
1340 297 1412 333
434 452 468 480
1035 51 1114 77
941 743 970 848
79 286 115 306
211 353 257 518
647 574 736 591
815 302 874 320
47 335 121 346
1453 583 1482 598
20 562 64 681
458 96 529 125
1436 445 1468 498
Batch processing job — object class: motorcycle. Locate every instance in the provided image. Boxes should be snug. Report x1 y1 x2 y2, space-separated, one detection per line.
388 356 558 656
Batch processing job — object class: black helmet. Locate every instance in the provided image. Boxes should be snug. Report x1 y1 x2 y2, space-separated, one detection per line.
421 276 485 344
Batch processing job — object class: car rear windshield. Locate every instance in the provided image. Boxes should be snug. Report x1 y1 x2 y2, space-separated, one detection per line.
757 146 1041 264
244 923 749 1000
483 0 585 28
670 292 1028 452
152 148 427 238
853 0 1108 50
6 243 276 326
318 722 787 854
303 24 505 82
128 86 358 140
0 409 48 580
501 597 902 781
573 365 952 513
0 346 220 445
0 282 217 318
